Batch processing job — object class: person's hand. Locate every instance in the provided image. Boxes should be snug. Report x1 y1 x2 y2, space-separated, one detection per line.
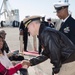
21 60 31 68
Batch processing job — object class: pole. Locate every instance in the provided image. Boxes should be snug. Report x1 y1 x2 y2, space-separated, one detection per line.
64 0 69 3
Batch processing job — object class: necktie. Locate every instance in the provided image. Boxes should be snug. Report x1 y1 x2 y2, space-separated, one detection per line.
61 22 64 27
59 22 64 31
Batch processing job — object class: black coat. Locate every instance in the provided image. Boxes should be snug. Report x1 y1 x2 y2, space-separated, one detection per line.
59 15 75 45
30 24 75 74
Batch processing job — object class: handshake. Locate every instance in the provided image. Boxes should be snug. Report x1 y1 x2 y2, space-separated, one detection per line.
20 60 31 68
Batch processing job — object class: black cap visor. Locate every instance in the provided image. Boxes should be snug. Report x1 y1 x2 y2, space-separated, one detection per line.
55 6 68 12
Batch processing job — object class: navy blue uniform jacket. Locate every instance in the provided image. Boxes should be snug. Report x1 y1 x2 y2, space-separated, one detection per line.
59 15 75 45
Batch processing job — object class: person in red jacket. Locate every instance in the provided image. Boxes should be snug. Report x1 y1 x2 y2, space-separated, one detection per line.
0 60 27 75
0 34 28 75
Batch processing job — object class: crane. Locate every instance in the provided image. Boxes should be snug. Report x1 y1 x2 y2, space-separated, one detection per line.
0 0 19 27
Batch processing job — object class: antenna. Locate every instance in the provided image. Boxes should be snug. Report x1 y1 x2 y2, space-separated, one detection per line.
64 0 69 3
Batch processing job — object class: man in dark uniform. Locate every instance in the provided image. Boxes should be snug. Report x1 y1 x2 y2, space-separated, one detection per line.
54 1 75 45
19 21 28 51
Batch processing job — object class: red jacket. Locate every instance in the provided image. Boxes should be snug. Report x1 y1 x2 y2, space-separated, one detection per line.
0 63 22 75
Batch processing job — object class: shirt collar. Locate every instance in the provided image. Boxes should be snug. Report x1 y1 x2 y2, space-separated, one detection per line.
62 15 70 22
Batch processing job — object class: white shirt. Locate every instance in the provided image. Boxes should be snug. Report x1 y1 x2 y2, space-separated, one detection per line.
62 15 70 22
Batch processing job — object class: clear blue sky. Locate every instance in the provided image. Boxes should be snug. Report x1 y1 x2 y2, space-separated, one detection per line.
0 0 75 21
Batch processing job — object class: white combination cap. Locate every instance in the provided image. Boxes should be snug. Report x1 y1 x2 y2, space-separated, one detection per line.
54 1 69 8
53 2 69 12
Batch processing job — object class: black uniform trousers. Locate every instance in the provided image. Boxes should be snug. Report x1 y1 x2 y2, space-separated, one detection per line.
23 28 28 51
